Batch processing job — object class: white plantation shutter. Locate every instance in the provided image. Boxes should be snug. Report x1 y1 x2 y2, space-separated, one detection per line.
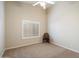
22 20 40 39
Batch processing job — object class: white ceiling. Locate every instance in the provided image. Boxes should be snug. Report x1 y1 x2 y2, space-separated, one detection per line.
17 1 53 8
18 1 37 5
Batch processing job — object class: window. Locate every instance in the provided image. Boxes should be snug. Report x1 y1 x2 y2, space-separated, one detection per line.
22 20 40 39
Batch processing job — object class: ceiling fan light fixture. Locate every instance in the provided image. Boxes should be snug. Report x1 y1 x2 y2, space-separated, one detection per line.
40 2 46 9
33 1 55 9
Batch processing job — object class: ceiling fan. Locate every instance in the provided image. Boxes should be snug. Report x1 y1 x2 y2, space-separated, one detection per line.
33 1 55 9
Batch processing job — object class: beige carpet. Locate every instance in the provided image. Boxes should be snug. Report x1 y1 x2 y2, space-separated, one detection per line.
3 43 79 58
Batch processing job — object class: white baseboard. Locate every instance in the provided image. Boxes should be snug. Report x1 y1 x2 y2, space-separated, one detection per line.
51 41 79 53
0 48 5 57
6 42 41 50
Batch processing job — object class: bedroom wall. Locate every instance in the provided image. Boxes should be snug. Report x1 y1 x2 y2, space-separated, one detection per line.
47 2 79 52
5 2 47 49
0 2 5 57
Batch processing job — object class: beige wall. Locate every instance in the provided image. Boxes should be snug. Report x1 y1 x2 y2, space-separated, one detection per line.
0 2 5 57
48 2 79 52
5 2 47 49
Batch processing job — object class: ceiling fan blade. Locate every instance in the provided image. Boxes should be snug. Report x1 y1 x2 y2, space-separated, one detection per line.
33 2 40 6
45 1 55 4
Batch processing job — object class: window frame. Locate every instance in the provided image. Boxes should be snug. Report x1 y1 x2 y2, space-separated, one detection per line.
22 20 40 39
